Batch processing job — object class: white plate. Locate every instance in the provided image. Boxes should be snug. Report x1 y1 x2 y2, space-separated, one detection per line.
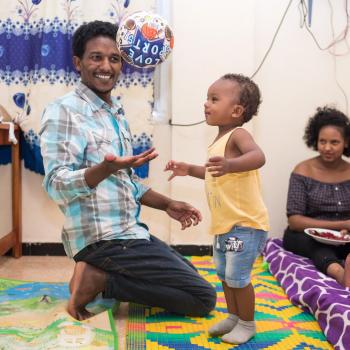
304 228 350 246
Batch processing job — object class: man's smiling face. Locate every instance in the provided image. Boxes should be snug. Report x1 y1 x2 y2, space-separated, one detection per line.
73 36 122 104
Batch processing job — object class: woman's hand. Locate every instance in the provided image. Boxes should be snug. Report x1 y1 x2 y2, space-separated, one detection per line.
340 220 350 233
340 229 350 238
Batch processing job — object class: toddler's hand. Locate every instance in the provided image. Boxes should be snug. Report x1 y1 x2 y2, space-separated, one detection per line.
206 156 229 177
164 160 190 181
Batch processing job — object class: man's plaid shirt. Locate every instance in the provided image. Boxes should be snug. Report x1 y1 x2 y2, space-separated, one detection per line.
40 82 150 258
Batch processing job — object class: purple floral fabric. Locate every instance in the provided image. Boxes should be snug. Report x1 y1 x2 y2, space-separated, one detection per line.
264 238 350 350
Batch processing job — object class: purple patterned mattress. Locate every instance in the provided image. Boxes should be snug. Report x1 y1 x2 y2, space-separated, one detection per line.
264 238 350 350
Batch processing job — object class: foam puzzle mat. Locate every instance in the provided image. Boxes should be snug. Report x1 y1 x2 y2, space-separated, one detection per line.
0 277 118 349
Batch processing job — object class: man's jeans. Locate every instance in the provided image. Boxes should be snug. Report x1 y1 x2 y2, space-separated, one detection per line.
73 235 216 316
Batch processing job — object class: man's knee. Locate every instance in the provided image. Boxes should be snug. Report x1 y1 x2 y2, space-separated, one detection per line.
198 301 216 317
206 286 217 311
195 284 217 316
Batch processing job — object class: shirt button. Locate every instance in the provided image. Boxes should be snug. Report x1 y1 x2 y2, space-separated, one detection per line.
335 187 339 191
338 201 342 205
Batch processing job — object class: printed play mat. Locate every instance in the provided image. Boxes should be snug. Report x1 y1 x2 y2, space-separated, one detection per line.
126 256 333 349
0 277 118 349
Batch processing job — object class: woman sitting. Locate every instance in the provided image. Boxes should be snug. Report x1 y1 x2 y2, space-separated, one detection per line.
283 106 350 287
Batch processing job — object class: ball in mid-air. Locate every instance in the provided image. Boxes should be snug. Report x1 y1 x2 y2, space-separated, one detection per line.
116 11 174 68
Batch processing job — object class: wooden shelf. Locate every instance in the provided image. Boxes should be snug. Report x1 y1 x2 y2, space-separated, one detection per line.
0 123 22 257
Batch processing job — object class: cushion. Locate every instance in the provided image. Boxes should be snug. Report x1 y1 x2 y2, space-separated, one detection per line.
264 238 350 350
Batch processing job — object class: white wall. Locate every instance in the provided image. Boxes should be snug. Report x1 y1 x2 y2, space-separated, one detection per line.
254 0 350 236
169 0 350 242
1 0 350 245
170 0 255 244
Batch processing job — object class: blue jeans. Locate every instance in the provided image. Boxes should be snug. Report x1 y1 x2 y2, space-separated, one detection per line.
73 235 216 316
213 226 268 288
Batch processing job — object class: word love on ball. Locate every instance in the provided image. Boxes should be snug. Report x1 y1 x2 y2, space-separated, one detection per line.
117 11 174 68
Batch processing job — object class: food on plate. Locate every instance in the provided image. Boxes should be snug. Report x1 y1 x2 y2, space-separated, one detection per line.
308 229 350 241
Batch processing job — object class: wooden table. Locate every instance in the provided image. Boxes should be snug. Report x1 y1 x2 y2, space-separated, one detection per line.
0 124 22 257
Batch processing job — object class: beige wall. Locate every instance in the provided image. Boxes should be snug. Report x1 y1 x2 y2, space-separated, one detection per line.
1 0 349 245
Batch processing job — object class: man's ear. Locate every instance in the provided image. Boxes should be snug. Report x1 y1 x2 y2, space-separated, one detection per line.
73 56 81 72
232 105 244 118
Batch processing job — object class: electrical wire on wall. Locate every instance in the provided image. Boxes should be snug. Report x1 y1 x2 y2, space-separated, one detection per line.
299 0 349 115
298 0 349 52
250 0 294 80
171 0 350 127
170 0 294 127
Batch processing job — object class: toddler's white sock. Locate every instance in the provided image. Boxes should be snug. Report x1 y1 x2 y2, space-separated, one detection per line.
221 319 256 344
208 314 239 337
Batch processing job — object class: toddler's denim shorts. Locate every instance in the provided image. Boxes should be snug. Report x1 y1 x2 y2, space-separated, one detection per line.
213 225 268 288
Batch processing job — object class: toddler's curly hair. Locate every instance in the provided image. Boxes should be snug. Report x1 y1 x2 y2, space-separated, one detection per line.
221 73 262 123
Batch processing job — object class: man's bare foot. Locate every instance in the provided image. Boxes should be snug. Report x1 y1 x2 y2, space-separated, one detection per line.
343 253 350 287
67 261 106 320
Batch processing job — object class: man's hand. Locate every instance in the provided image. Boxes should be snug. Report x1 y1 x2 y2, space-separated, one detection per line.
166 200 202 230
164 160 190 181
104 147 158 172
205 156 230 177
84 148 158 189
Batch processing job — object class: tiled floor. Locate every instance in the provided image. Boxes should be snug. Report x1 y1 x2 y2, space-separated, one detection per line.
0 255 128 349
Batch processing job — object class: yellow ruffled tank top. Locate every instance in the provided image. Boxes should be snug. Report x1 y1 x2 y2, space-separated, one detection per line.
204 127 269 235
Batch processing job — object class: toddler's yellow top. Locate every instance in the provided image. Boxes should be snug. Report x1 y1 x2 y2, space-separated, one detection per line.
204 127 269 235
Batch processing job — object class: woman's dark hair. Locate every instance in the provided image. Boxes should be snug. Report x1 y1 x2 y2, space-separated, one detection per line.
303 106 350 156
72 20 118 58
221 73 262 123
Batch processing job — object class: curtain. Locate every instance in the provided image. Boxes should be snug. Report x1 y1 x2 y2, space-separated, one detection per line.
0 0 156 178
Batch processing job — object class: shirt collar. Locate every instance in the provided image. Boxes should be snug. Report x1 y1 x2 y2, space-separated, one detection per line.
75 81 121 113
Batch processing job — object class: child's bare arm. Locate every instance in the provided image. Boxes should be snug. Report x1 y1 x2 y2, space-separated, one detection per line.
187 164 206 179
164 160 206 180
206 128 265 177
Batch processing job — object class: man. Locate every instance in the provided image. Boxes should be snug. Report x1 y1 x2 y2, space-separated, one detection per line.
40 20 216 320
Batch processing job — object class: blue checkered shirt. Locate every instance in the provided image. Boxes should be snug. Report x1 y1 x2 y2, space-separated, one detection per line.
40 82 150 258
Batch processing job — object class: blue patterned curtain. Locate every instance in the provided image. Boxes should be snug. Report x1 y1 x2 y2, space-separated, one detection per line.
0 0 155 178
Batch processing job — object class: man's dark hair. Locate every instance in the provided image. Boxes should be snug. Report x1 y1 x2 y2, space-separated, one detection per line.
72 20 118 58
221 73 262 123
303 106 350 156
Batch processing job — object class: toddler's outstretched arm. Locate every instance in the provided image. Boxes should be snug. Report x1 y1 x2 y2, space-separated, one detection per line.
164 160 205 180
